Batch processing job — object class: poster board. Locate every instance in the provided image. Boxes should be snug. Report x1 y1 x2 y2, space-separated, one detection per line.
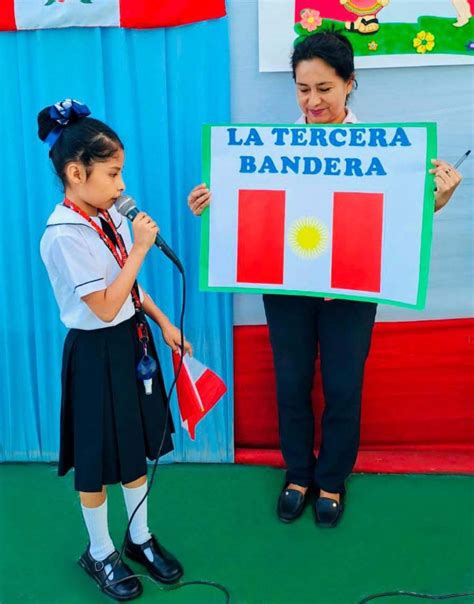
200 122 437 308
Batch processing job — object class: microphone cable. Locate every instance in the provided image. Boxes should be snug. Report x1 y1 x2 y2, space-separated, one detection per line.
358 590 474 603
103 254 231 603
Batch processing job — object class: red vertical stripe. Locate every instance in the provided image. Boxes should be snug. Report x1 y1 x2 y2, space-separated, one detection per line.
331 192 383 292
0 0 16 30
237 190 285 285
120 0 226 28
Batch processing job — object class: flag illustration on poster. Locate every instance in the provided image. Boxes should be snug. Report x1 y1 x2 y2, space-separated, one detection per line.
0 0 226 31
236 189 384 292
172 351 227 440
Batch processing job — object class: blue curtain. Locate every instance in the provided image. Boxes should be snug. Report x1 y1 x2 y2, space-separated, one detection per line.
0 20 233 462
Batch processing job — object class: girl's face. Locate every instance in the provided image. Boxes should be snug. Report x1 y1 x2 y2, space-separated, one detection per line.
295 58 353 125
66 148 126 215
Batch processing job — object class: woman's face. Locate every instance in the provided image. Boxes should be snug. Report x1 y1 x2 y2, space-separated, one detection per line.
295 58 353 124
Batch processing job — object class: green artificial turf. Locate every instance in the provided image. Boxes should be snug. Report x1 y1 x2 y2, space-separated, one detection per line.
0 464 473 604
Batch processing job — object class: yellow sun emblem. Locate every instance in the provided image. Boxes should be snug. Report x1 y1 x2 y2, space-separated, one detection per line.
288 217 328 259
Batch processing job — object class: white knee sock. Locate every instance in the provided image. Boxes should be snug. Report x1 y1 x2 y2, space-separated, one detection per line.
122 482 152 545
81 498 115 561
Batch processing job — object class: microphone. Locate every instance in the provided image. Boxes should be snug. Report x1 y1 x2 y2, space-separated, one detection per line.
115 195 183 273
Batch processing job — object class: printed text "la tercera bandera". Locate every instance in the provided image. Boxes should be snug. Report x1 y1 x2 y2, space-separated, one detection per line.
227 126 411 177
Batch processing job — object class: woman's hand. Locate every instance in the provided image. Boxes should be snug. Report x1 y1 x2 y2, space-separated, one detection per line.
188 183 211 216
161 321 193 356
430 159 462 212
132 212 159 251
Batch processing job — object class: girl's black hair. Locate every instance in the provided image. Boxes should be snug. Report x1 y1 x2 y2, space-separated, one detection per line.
291 29 356 83
37 107 124 186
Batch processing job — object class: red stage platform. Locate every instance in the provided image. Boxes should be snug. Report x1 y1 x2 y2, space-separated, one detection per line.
234 319 474 473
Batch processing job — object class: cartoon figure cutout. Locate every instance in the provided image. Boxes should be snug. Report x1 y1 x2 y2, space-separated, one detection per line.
452 0 473 27
341 0 390 34
295 0 473 34
295 0 390 35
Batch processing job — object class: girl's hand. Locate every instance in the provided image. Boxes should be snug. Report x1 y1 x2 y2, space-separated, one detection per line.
188 183 211 216
430 159 462 212
132 212 159 251
161 322 193 356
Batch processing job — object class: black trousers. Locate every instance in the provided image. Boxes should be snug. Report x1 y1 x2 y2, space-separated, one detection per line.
263 294 377 493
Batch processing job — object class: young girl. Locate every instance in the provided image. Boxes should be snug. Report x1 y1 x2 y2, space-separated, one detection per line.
39 99 192 601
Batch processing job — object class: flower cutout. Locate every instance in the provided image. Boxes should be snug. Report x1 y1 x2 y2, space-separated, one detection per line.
300 9 322 32
413 31 435 54
368 41 378 51
467 41 474 51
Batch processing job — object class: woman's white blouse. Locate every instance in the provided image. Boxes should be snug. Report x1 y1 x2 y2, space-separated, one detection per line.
40 204 142 330
295 106 358 125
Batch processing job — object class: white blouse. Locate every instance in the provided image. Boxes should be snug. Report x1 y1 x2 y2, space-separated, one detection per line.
40 204 142 330
295 106 358 125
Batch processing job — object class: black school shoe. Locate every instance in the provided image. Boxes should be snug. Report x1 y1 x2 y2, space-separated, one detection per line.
277 484 310 523
78 547 143 601
125 533 183 584
313 494 345 528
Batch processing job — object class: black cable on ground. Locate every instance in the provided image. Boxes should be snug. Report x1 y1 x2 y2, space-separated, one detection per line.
358 590 474 603
104 263 231 603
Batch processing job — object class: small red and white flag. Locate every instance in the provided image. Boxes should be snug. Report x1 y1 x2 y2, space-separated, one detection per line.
172 351 227 440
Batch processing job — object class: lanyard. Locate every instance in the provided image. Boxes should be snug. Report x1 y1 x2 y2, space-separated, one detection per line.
63 198 149 344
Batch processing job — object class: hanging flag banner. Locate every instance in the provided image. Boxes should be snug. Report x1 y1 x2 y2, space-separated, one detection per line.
258 0 474 71
200 122 437 309
172 351 227 440
0 0 226 31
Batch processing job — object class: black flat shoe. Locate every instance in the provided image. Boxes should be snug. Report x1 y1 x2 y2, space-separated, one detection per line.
125 533 183 584
277 485 309 523
313 495 344 528
78 547 142 601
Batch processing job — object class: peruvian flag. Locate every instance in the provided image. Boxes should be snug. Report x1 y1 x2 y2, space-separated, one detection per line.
172 351 227 440
0 0 226 31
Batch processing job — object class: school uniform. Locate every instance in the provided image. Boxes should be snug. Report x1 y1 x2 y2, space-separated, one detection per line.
41 204 174 493
265 108 377 494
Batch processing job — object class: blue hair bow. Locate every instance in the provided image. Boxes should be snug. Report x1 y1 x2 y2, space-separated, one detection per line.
45 99 91 150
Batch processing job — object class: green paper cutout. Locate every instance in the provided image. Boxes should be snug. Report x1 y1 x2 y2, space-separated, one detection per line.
293 16 474 56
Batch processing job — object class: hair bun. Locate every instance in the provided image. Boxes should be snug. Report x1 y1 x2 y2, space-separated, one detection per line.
37 106 57 142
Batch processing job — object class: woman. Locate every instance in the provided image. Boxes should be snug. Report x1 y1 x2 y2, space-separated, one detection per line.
188 31 462 527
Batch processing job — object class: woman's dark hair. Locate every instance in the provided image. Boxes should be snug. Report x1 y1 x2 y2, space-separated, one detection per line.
37 107 124 186
291 30 355 83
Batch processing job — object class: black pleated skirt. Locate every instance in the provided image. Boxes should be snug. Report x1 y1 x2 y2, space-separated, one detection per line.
59 315 174 492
